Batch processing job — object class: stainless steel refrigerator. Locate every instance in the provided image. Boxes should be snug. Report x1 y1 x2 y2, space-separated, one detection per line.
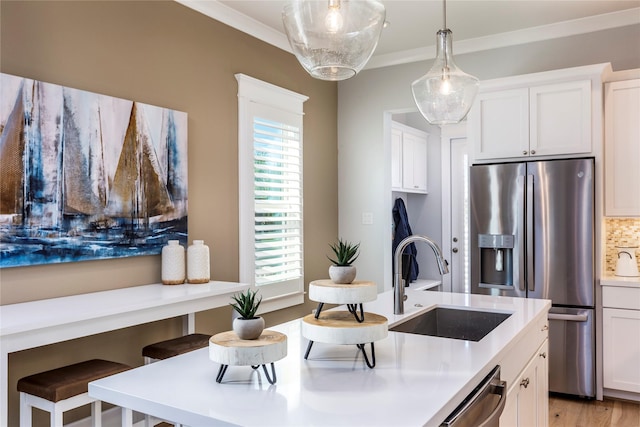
469 158 595 398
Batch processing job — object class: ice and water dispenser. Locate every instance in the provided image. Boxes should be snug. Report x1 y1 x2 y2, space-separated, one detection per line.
478 234 514 289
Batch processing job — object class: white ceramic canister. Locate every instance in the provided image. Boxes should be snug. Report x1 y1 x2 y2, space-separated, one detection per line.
161 240 186 285
615 245 640 277
187 240 210 284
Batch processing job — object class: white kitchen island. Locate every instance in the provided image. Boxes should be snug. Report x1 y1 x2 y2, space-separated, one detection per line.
90 289 550 427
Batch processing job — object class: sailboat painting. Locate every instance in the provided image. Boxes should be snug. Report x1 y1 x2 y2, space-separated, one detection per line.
0 73 188 267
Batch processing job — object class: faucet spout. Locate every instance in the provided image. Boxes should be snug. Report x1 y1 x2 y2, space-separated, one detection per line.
393 235 449 315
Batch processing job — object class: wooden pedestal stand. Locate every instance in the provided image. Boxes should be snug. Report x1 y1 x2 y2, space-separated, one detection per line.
302 280 387 368
209 330 287 384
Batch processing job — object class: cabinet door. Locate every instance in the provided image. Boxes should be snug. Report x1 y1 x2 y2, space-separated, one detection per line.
470 88 529 160
402 131 428 193
534 340 549 427
391 127 403 190
530 80 591 157
603 307 640 393
500 340 549 427
500 385 518 427
604 79 640 216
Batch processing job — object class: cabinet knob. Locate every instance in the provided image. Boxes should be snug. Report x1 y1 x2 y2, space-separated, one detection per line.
452 248 459 253
520 378 530 388
539 352 547 359
523 151 528 155
541 325 549 331
530 149 536 155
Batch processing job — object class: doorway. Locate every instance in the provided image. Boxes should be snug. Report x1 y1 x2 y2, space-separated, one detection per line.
441 124 470 293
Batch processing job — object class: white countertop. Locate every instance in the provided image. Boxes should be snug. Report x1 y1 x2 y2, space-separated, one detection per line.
407 278 442 291
601 275 640 287
90 290 550 427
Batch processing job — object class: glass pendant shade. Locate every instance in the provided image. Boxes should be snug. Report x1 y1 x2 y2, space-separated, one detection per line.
411 29 479 125
282 0 386 81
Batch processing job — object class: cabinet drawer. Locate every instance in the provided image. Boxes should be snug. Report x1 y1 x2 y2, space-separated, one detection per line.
500 312 549 389
603 286 640 310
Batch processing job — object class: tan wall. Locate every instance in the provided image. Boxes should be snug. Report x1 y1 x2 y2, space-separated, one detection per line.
0 1 338 425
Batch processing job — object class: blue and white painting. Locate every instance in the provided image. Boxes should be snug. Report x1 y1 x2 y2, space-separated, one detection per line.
0 73 188 267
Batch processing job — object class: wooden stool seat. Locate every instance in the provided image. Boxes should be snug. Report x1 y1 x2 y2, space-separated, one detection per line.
17 359 131 427
142 333 211 361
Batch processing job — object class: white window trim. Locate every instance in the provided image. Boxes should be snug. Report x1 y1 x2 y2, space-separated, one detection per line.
236 74 308 314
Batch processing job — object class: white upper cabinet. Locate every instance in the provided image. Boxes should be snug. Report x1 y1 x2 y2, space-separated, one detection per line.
530 80 591 157
471 88 529 159
468 64 609 163
391 121 428 194
604 79 640 216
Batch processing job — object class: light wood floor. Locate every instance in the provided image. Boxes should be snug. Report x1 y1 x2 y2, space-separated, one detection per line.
550 395 640 427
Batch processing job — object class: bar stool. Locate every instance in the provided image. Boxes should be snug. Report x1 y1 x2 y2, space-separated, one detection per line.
141 334 210 427
142 333 211 364
17 359 131 427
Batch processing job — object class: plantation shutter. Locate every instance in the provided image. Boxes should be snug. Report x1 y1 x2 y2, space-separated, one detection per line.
237 74 307 312
253 116 302 286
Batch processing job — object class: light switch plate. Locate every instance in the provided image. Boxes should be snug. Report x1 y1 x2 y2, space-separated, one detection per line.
362 212 373 225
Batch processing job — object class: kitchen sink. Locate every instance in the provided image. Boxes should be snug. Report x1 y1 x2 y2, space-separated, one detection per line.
389 307 512 342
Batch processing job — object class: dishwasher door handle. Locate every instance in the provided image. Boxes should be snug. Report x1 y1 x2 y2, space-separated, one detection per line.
478 380 507 427
441 366 507 427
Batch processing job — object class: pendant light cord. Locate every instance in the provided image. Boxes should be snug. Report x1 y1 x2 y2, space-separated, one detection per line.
442 0 447 30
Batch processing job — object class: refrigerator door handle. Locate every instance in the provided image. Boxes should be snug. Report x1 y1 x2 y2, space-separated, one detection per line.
526 174 535 292
548 313 589 322
515 175 526 292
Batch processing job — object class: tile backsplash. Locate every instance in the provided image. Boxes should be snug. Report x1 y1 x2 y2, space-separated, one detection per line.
604 217 640 273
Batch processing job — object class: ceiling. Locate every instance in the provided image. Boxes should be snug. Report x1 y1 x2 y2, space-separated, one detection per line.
178 1 640 69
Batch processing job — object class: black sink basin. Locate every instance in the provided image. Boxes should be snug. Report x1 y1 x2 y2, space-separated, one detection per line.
389 307 512 342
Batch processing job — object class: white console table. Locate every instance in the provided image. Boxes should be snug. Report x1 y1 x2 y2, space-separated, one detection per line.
0 280 249 426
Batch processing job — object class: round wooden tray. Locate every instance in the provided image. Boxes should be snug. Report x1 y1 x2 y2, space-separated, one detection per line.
308 280 378 304
301 311 388 345
209 330 287 366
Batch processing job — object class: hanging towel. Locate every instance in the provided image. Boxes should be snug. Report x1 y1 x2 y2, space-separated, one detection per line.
392 198 419 284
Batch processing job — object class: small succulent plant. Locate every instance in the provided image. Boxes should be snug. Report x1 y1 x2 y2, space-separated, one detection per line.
327 239 360 266
230 288 262 319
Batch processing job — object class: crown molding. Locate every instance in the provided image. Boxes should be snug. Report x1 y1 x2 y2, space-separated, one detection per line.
175 0 293 52
176 2 639 70
365 7 640 69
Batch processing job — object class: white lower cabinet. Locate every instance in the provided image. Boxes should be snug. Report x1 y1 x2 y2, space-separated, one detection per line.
603 306 640 393
500 340 549 427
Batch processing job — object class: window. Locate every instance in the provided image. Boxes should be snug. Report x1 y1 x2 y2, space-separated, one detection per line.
236 74 308 313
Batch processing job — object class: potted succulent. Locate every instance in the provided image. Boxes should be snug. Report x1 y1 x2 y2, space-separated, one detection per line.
327 239 360 284
230 288 264 340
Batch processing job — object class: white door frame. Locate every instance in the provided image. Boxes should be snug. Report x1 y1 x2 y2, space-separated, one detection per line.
440 123 467 293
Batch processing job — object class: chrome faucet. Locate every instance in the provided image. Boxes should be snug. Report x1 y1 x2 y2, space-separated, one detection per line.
394 235 450 314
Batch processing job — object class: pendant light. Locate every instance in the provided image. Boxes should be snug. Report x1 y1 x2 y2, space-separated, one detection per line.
411 0 479 125
282 0 386 81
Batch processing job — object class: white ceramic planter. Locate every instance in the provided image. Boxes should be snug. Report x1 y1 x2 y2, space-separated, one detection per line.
233 317 265 340
329 265 357 284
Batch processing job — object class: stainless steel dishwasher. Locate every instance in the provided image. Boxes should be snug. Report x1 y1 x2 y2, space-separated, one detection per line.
440 365 507 427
